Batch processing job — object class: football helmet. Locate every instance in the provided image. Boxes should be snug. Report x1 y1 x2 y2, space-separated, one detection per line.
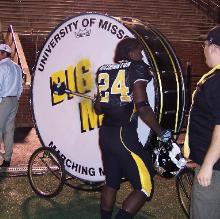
153 140 187 178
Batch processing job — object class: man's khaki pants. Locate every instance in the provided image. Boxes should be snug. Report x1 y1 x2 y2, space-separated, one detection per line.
0 97 18 161
190 166 220 219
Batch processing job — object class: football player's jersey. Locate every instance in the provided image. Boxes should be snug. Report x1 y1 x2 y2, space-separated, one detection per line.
96 60 152 126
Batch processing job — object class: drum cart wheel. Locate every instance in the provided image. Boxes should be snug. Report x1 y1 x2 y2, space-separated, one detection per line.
28 147 65 198
176 167 194 218
28 147 105 198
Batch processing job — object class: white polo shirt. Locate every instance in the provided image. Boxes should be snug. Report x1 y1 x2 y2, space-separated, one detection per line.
0 58 23 103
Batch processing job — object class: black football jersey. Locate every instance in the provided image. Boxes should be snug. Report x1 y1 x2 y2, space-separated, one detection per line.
96 60 152 126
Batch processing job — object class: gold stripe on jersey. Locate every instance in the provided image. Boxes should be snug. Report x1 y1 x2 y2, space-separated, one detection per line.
120 127 152 197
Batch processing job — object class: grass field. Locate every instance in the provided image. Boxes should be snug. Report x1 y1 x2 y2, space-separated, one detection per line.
0 173 187 219
0 128 188 219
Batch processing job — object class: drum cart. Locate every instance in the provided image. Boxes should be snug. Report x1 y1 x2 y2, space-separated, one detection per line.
29 11 190 217
27 146 104 198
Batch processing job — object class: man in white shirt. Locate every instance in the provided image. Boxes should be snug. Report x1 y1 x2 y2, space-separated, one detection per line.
0 44 23 167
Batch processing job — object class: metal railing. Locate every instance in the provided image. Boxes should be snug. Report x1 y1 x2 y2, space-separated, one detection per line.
4 25 31 84
8 25 23 73
191 0 220 23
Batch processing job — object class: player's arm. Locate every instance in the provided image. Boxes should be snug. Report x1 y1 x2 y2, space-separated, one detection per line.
133 80 163 136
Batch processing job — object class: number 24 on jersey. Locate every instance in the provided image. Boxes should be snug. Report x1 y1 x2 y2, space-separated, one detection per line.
98 69 131 103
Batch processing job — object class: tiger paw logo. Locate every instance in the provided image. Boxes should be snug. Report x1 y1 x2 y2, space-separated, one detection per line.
75 28 91 38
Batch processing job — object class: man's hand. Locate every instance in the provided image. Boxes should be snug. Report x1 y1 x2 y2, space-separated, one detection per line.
196 125 220 187
197 165 213 187
186 160 197 169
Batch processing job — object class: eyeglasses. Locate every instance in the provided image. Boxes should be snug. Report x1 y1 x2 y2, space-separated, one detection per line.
202 42 211 49
202 42 220 50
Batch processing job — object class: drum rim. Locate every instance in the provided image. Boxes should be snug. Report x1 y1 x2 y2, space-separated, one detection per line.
31 12 185 182
128 21 185 133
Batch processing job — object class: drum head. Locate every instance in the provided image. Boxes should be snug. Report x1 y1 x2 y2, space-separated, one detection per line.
31 13 184 182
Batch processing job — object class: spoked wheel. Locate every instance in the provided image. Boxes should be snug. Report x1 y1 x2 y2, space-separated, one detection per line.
28 147 65 198
176 168 195 218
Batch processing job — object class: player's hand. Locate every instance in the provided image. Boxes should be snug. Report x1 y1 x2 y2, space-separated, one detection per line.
93 93 102 115
93 93 101 103
158 129 172 143
52 82 67 95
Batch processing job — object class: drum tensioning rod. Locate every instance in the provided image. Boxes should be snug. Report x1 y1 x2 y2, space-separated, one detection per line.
65 89 94 100
52 82 94 100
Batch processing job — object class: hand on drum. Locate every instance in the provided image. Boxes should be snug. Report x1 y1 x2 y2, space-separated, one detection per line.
52 82 69 95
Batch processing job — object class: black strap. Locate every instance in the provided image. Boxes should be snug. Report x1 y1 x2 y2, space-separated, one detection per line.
135 101 150 110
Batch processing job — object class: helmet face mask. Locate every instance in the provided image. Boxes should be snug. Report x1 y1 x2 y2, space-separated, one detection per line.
153 140 187 178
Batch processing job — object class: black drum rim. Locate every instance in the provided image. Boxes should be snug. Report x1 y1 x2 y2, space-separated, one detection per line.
121 17 185 134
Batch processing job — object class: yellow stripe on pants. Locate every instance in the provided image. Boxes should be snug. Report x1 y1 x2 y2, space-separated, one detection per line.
120 127 152 197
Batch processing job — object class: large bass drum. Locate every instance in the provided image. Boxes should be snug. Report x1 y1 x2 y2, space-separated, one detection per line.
31 13 185 182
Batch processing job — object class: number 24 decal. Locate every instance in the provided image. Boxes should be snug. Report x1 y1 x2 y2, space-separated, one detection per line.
98 69 131 103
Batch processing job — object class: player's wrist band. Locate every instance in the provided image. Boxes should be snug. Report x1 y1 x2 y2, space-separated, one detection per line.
135 101 150 110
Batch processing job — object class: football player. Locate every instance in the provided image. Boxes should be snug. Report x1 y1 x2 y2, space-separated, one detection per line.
94 37 171 219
